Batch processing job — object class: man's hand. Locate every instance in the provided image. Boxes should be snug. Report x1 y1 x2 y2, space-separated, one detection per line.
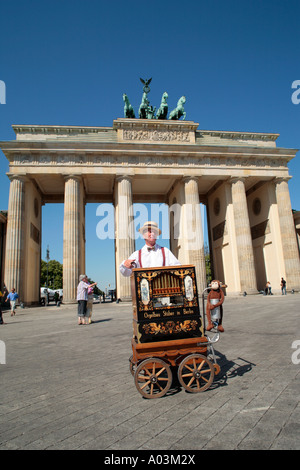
123 259 135 268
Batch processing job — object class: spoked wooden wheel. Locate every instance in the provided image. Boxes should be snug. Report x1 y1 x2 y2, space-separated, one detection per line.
178 354 214 393
129 355 136 376
134 358 172 399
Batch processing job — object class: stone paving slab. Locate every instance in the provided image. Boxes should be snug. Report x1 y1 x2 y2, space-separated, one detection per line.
0 294 299 451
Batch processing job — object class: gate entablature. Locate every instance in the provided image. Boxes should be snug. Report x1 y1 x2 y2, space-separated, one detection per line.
0 119 299 304
2 121 295 200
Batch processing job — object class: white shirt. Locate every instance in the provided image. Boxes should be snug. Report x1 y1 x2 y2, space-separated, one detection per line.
119 244 181 277
77 280 89 301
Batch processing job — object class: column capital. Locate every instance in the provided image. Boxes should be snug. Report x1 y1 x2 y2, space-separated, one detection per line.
182 176 200 184
273 176 292 185
6 172 28 183
63 174 82 182
115 174 133 183
229 176 248 185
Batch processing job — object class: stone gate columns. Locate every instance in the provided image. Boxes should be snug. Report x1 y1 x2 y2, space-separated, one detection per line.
275 178 300 290
231 177 257 294
114 175 135 300
63 175 85 303
182 177 207 294
5 175 26 299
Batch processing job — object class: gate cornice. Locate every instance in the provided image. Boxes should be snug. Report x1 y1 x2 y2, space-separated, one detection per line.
0 140 297 159
0 122 297 188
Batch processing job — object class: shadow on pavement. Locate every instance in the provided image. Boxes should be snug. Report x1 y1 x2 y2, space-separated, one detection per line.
211 352 256 389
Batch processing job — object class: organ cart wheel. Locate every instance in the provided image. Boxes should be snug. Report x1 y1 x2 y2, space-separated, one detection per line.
178 354 215 393
213 363 221 375
134 358 172 399
129 355 135 376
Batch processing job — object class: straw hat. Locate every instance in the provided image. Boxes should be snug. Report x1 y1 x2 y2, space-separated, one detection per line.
138 221 161 235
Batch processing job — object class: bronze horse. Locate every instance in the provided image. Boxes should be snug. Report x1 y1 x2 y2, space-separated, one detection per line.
169 96 186 120
123 94 135 118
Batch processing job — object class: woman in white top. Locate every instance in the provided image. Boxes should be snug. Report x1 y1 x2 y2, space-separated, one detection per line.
76 275 97 325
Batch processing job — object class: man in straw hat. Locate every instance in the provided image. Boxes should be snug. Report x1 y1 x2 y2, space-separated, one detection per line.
120 221 180 277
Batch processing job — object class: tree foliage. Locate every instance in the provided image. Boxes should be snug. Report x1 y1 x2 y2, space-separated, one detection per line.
204 243 212 285
40 260 104 296
40 259 63 289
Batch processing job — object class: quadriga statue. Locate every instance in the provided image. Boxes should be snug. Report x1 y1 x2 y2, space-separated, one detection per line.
156 92 168 120
168 96 186 120
123 93 135 118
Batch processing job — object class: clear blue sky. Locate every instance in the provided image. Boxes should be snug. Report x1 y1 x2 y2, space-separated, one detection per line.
1 0 300 290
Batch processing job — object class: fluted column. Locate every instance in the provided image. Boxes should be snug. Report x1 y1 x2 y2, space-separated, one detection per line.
114 175 135 300
5 175 26 298
63 175 83 303
275 178 300 290
182 177 206 294
231 177 257 294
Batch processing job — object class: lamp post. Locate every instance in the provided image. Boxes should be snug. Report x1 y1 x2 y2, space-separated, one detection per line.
46 245 50 288
46 246 50 305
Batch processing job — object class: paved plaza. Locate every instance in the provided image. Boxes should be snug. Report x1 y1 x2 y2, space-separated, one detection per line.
0 293 299 451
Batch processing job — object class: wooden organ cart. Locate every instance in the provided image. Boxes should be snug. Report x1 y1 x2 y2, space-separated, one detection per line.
129 265 220 398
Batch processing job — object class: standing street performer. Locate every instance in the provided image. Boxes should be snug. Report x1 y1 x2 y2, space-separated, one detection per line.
119 221 181 276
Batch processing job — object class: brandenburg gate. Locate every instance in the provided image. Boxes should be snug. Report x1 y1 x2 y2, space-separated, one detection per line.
1 111 300 304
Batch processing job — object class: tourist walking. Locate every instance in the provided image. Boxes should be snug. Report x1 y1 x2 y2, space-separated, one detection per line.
280 277 287 295
6 288 19 316
0 290 5 325
265 281 272 295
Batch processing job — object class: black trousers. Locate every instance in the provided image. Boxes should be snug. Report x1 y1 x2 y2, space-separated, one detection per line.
77 300 87 317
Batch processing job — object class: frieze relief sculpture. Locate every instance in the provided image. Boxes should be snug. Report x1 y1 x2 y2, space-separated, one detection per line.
122 129 190 142
13 154 287 169
123 78 186 121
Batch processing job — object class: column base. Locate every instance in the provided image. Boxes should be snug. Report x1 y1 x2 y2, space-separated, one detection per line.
19 301 40 308
118 296 132 303
239 288 258 296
